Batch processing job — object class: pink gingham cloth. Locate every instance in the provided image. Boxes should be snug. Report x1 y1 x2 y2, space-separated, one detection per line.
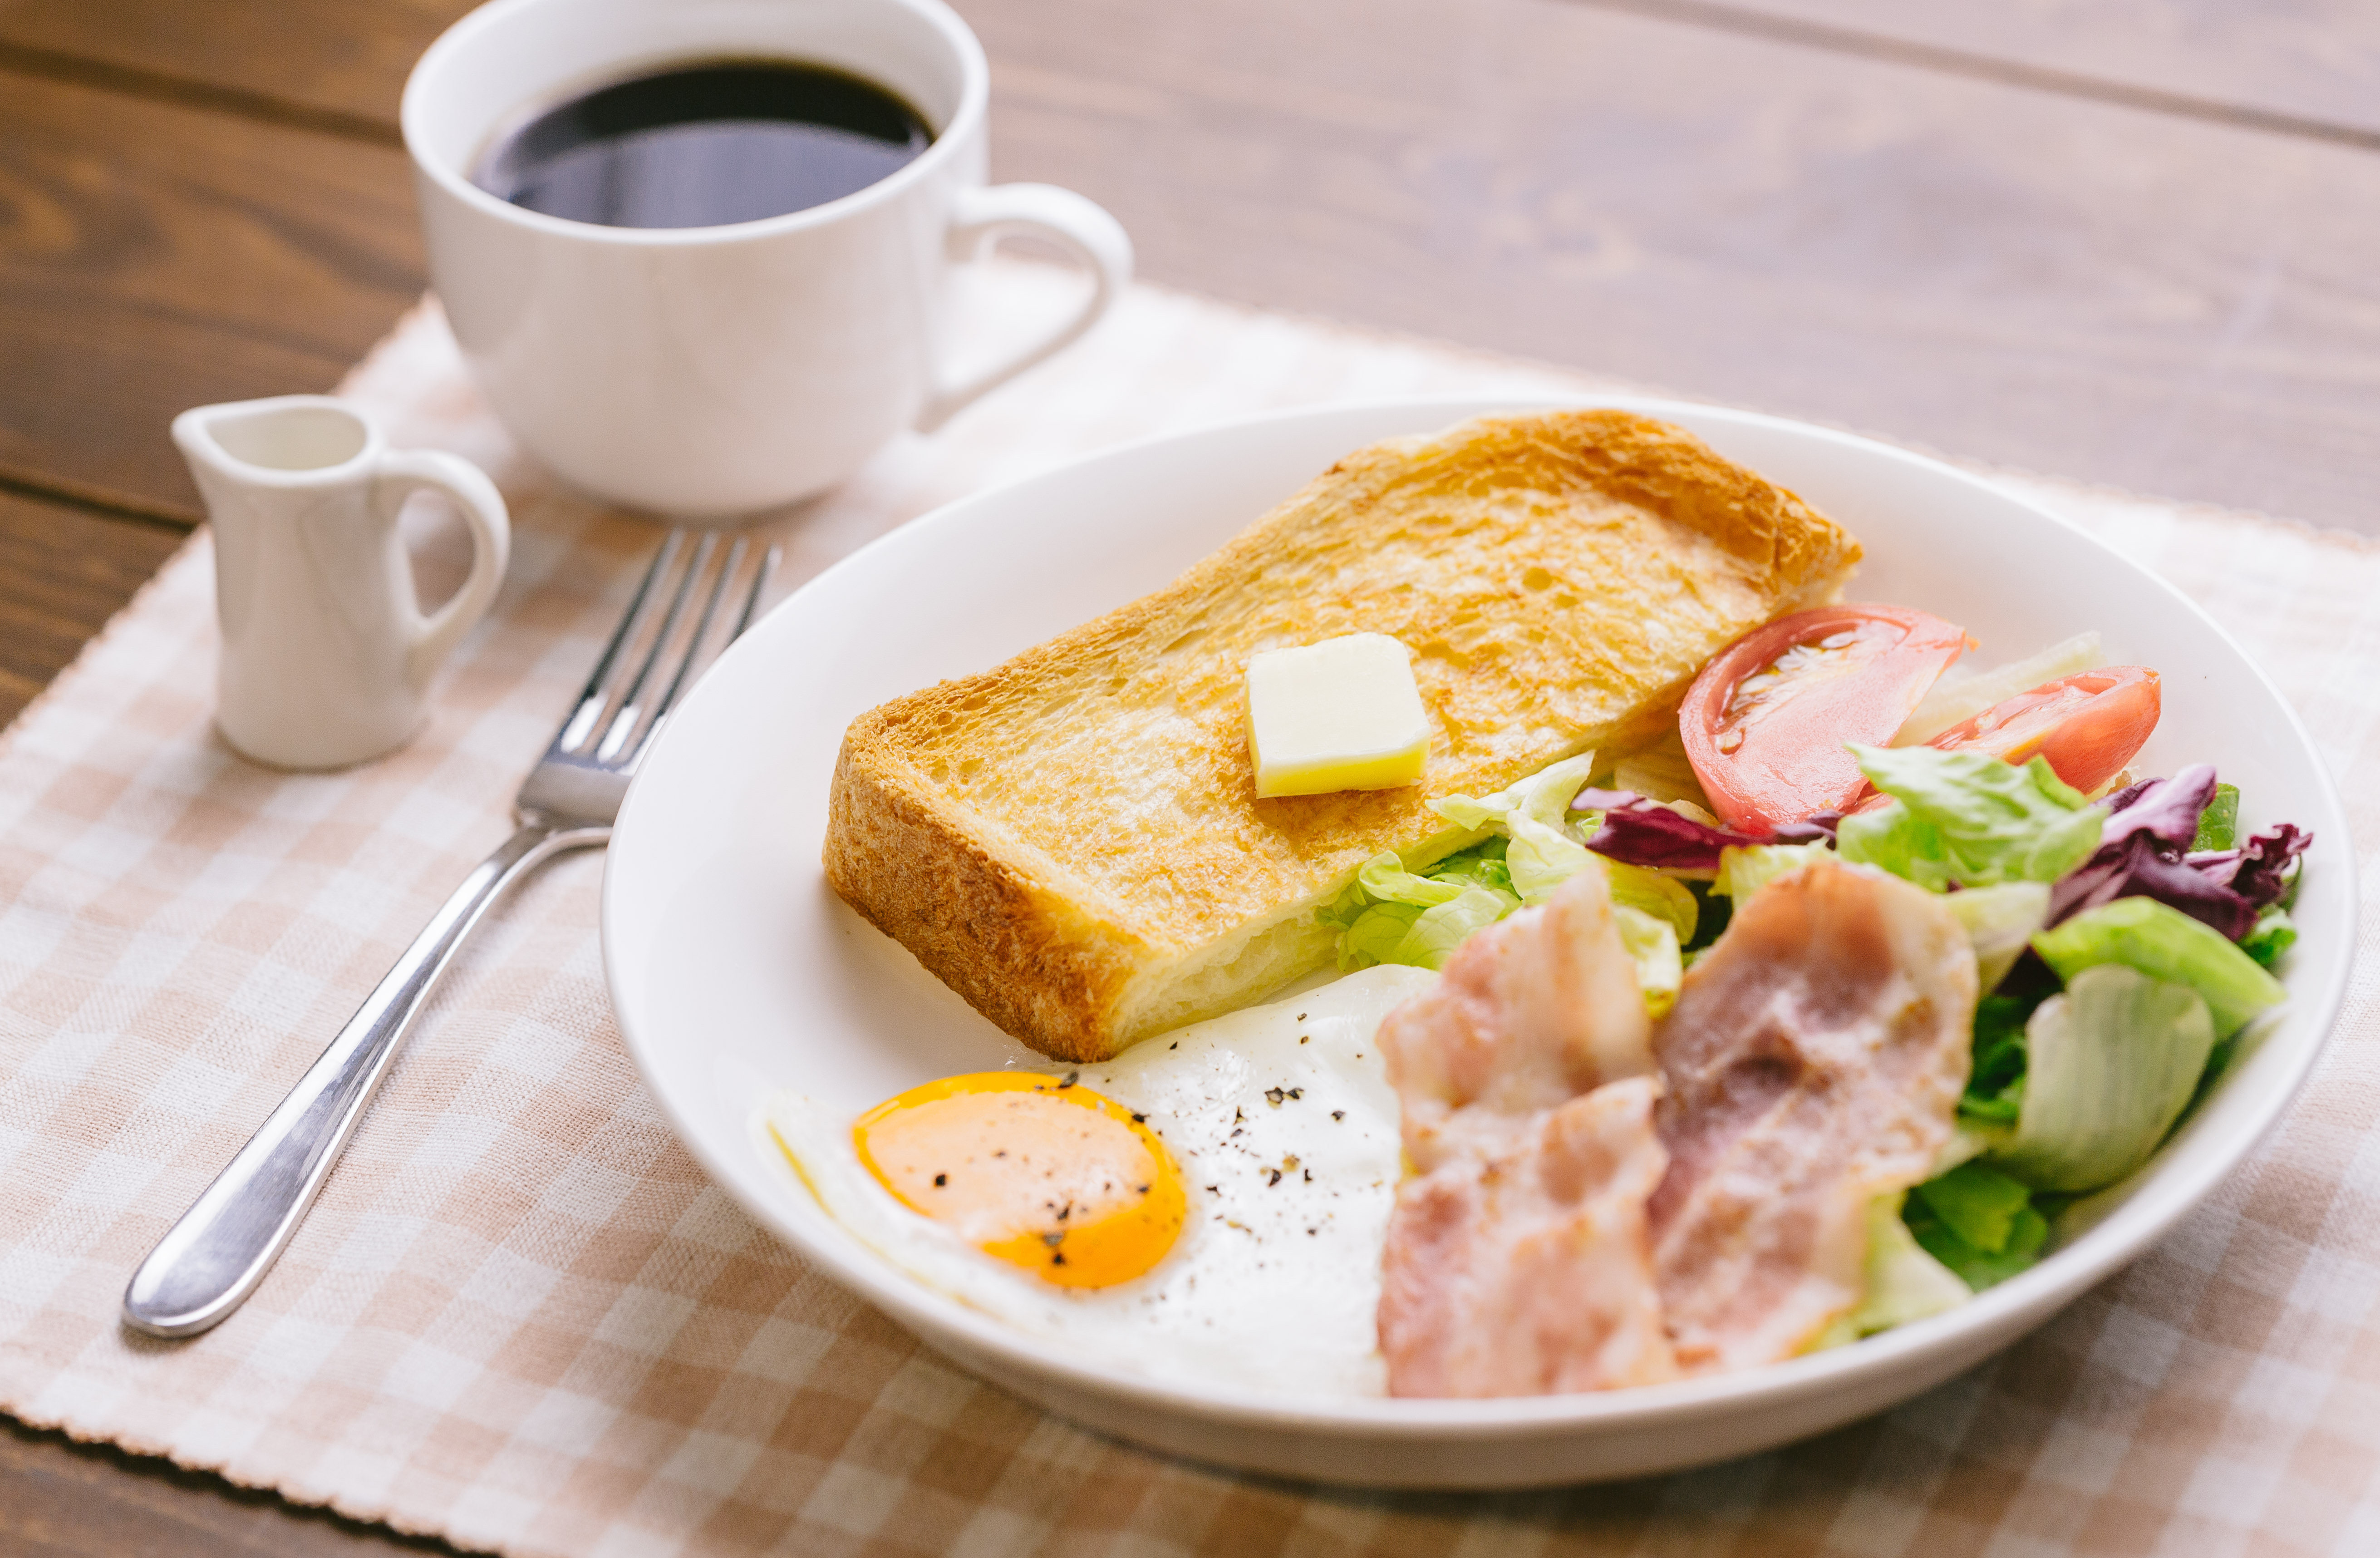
3 268 2376 1557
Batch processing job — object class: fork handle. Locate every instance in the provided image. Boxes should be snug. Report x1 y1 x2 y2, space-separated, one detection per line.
123 818 609 1338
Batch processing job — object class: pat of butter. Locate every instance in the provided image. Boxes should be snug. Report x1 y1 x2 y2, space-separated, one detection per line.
1245 633 1430 798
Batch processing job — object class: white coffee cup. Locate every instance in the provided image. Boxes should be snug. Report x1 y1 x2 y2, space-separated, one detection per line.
174 396 511 770
402 0 1133 522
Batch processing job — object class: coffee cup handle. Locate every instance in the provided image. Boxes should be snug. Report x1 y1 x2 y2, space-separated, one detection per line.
915 183 1134 434
371 450 512 690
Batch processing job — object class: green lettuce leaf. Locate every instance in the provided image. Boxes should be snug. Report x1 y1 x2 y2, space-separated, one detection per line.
1356 851 1466 908
1333 751 1695 997
1945 880 2052 992
1837 745 2102 890
1905 1161 2050 1290
1984 964 2218 1193
1426 837 1514 897
1388 887 1523 970
1605 859 1699 947
1959 992 2038 1125
1322 846 1519 971
1612 904 1682 1018
1815 1193 1972 1347
1713 842 1833 901
2031 896 2286 1038
1339 900 1425 969
2192 782 2241 852
1910 1160 2033 1251
1834 802 1955 892
1427 751 1597 835
2241 906 2296 970
1431 754 1604 905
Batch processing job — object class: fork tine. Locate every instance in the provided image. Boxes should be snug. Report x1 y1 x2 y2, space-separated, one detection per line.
642 536 745 729
727 544 779 645
593 532 716 762
621 541 779 770
554 528 686 755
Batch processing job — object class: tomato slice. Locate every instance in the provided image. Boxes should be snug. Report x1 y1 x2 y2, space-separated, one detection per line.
1926 666 2160 794
1680 603 1970 835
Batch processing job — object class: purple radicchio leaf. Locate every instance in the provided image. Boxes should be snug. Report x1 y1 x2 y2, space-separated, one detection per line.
2100 764 2218 850
2188 848 2243 891
2050 831 2257 940
1773 811 1843 845
1572 789 1762 872
2099 778 2157 815
2048 764 2291 941
2221 823 2312 911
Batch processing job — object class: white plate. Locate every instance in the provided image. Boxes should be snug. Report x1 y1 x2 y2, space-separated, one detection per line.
601 397 2354 1488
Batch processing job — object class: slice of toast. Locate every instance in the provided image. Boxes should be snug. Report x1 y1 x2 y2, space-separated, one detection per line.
825 410 1860 1061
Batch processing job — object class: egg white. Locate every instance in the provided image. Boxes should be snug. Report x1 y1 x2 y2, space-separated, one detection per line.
762 964 1436 1398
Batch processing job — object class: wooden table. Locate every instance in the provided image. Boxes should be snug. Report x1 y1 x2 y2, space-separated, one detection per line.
2 0 2374 1548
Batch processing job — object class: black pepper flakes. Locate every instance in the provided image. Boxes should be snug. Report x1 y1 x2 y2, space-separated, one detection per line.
933 1173 947 1187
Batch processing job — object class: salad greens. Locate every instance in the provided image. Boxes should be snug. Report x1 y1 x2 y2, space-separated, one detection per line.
2192 783 2241 852
1312 729 2305 1313
2031 896 2285 1039
1905 1162 2050 1290
1836 745 2102 890
1322 754 1692 1005
1958 992 2037 1126
1321 842 1518 972
1980 964 2217 1193
1712 841 1831 901
2242 907 2297 970
1817 1193 1972 1346
1944 881 2052 992
1429 753 1600 903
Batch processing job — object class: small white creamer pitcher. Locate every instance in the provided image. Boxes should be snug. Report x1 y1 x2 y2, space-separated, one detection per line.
173 395 510 770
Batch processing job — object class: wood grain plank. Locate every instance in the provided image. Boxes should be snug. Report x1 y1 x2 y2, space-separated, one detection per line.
0 1414 457 1556
0 488 185 729
0 0 467 127
0 65 423 517
6 0 2380 531
1652 0 2380 140
963 0 2380 532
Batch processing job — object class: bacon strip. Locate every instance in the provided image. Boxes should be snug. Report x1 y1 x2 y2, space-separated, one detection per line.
1649 859 1974 1372
1378 1077 1677 1396
1375 858 1654 1172
1376 861 1677 1395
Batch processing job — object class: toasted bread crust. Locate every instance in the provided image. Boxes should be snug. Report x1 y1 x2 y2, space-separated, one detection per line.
826 411 1860 1060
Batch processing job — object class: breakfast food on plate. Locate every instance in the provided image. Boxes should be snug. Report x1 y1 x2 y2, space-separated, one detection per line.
767 965 1434 1396
1244 631 1433 798
776 410 2314 1405
1373 862 1680 1395
1646 860 1972 1374
825 409 1860 1063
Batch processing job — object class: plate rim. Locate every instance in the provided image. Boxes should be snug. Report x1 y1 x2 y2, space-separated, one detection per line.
601 392 2356 1439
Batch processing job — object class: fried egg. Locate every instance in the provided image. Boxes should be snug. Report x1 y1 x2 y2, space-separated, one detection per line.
763 964 1435 1397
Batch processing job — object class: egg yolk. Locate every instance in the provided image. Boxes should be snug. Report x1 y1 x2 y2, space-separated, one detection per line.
853 1072 1185 1288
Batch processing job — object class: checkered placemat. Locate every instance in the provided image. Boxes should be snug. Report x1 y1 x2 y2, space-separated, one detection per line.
3 266 2375 1557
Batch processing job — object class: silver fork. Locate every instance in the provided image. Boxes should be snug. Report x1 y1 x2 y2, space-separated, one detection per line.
123 528 777 1339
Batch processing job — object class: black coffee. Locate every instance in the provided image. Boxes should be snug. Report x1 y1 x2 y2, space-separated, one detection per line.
473 60 933 229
